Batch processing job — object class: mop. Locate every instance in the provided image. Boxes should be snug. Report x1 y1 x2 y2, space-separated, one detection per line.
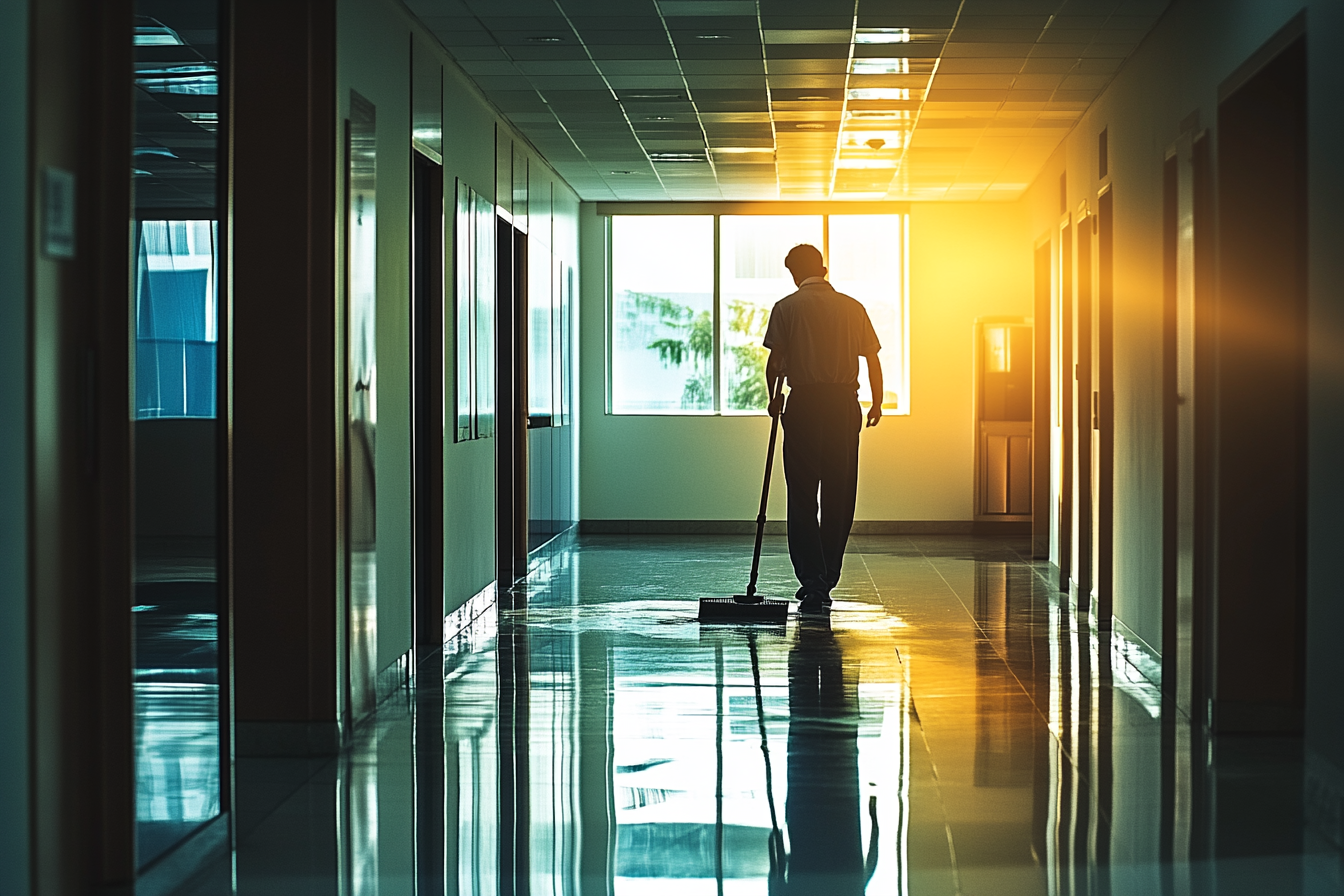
698 376 791 623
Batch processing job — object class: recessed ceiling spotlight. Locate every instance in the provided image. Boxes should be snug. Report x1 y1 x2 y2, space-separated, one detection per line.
855 28 911 44
527 35 565 42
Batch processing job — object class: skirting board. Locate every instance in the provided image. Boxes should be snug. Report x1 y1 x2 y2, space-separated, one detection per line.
580 519 1030 536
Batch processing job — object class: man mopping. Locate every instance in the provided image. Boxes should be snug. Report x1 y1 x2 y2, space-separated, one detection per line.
763 244 883 616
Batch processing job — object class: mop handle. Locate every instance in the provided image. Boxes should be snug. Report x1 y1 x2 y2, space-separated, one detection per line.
745 375 783 598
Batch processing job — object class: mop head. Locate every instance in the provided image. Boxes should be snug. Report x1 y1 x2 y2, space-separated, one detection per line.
698 596 790 623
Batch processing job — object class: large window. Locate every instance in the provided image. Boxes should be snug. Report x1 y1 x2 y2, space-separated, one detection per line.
609 213 910 415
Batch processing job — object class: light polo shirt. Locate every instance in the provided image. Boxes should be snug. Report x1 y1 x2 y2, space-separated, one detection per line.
762 277 881 388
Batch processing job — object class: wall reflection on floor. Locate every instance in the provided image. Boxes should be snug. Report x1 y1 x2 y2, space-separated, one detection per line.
186 536 1340 896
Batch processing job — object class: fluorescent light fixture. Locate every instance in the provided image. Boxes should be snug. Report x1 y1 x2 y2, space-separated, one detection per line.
609 170 641 175
847 109 912 120
855 28 910 44
648 152 707 162
795 123 828 130
848 88 911 101
711 147 774 154
623 92 684 100
696 34 732 39
851 57 910 75
796 95 833 101
134 146 178 158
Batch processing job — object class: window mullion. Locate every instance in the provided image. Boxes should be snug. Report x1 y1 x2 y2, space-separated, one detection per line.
712 214 722 414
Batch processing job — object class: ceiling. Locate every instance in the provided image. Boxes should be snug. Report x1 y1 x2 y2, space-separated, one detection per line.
405 0 1170 202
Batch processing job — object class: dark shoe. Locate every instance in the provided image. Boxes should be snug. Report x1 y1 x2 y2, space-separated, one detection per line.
798 595 831 616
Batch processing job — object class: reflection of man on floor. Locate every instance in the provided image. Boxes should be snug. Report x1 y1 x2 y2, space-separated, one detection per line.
776 621 877 895
764 244 883 615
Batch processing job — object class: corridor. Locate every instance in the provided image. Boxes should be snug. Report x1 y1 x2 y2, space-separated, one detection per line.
181 535 1339 896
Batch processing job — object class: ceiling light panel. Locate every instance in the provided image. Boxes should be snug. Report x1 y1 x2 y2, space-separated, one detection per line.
422 0 1172 200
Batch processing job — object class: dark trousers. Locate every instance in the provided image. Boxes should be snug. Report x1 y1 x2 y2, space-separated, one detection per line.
781 386 861 596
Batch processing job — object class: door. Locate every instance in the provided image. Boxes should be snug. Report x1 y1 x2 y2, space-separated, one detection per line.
345 92 377 720
1057 218 1073 592
411 151 444 653
1073 207 1093 603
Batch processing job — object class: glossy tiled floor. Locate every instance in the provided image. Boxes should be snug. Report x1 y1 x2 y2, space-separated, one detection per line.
183 535 1342 895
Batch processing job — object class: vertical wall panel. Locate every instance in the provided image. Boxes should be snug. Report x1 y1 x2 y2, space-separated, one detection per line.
0 0 29 891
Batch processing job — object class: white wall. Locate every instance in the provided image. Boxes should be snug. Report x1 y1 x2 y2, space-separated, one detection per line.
0 1 29 891
338 0 582 671
578 202 1033 524
1022 0 1312 665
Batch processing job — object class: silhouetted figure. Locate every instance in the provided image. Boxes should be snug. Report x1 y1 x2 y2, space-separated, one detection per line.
764 244 883 615
774 620 877 895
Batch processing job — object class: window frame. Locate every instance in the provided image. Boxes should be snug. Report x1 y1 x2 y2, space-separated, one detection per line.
605 211 911 417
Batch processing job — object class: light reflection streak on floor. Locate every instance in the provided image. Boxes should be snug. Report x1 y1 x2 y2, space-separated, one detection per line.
183 535 1343 896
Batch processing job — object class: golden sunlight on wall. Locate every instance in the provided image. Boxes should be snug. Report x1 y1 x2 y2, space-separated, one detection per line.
855 202 1034 521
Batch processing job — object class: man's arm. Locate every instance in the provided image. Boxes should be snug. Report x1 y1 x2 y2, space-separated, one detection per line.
766 349 785 417
864 352 883 427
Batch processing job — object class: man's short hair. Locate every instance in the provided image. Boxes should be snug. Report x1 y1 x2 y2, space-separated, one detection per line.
784 243 824 273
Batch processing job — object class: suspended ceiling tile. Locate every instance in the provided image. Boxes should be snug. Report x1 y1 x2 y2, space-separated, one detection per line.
937 57 1027 73
604 75 686 89
409 0 1173 199
1012 73 1066 89
1077 56 1124 74
1037 29 1099 44
682 59 769 74
473 75 536 89
942 42 1037 57
1028 43 1094 57
951 29 1047 43
932 74 1017 89
657 1 758 16
514 60 603 75
1020 56 1080 73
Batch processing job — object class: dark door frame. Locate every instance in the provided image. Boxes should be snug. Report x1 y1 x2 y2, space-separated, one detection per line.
1057 215 1074 592
1095 185 1114 624
496 218 528 589
410 150 444 654
1074 204 1094 605
1032 238 1052 559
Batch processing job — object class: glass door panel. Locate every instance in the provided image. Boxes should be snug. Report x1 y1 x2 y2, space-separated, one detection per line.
131 0 224 868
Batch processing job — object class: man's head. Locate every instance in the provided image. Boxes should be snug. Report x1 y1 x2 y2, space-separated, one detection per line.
784 244 827 286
